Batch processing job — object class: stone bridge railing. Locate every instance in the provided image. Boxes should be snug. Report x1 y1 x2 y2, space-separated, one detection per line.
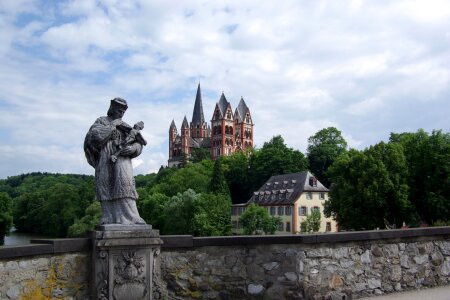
1 227 450 299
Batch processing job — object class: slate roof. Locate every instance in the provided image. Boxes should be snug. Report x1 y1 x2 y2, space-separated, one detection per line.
191 83 205 125
217 92 229 118
189 137 211 148
170 119 177 130
247 171 328 206
234 97 250 123
181 116 189 129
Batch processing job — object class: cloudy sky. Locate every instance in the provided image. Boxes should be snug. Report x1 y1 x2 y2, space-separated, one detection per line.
0 0 449 179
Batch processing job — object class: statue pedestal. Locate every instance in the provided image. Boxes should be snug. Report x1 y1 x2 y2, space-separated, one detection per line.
91 226 163 300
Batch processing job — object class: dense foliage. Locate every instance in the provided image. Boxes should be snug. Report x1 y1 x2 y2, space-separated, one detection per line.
307 127 348 188
324 130 450 230
0 192 13 245
5 173 96 237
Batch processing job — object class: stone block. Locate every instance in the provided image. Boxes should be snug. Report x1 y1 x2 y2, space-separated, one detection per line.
361 250 371 264
91 229 163 300
368 278 381 289
247 283 264 295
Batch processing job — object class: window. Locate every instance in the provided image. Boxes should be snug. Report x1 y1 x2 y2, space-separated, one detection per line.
278 207 284 216
299 206 308 216
231 207 237 216
285 206 292 216
320 192 325 200
286 222 291 232
270 207 276 215
278 222 284 231
312 206 320 213
309 177 317 187
326 222 331 232
306 192 313 200
237 207 244 215
232 221 238 228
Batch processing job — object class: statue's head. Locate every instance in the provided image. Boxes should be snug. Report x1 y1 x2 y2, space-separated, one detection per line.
134 121 144 130
107 98 128 119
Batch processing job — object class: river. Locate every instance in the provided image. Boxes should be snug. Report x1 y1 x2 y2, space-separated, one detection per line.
3 228 53 246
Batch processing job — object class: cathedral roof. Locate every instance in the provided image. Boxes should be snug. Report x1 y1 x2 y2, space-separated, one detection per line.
181 116 189 129
247 171 328 205
191 83 205 125
190 137 211 148
217 92 230 118
234 97 250 123
170 119 177 130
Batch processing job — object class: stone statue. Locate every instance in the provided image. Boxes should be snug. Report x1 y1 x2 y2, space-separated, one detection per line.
84 98 146 225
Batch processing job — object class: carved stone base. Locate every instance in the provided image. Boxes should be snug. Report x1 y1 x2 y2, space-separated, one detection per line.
91 228 163 300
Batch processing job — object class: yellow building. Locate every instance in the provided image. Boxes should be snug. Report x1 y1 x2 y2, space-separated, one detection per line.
231 171 338 234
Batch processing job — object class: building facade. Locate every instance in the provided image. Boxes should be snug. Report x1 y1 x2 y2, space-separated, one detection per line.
168 84 254 167
231 171 338 234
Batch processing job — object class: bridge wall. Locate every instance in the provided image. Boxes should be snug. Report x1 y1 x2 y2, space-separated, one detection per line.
1 228 450 300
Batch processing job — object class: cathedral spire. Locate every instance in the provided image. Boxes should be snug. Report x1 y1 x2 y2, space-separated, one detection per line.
181 116 189 129
191 82 205 125
170 119 177 130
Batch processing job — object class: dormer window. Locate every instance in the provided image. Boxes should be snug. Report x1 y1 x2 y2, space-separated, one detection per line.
309 177 317 187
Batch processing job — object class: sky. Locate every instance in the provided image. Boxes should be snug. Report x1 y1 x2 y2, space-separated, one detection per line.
0 0 449 179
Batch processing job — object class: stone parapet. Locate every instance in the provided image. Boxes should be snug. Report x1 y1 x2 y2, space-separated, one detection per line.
1 227 450 299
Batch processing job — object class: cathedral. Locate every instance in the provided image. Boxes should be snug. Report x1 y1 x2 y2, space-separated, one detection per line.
168 84 254 167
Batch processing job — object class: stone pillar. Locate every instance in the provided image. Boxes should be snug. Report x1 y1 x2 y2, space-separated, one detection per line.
91 225 163 300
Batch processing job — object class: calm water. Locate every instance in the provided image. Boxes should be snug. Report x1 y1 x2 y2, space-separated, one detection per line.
3 228 52 246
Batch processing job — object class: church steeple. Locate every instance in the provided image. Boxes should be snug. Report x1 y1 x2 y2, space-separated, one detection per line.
190 82 208 138
191 83 205 125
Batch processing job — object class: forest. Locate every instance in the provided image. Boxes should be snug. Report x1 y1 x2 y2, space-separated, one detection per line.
0 128 449 244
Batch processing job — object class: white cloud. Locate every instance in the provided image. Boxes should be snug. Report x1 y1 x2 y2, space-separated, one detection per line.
344 97 384 116
0 0 449 178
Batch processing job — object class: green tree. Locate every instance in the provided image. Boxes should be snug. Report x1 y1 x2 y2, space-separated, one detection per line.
163 189 199 235
307 127 347 188
222 151 252 204
193 193 232 236
0 192 13 245
209 158 229 195
239 203 281 235
13 191 46 234
249 135 308 193
150 160 213 197
390 129 450 224
40 183 85 237
190 148 211 163
67 201 101 237
324 143 412 230
300 210 321 233
138 193 170 230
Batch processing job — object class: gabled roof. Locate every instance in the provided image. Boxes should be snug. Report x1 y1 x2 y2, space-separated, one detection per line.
234 97 250 123
181 116 189 129
247 171 328 206
191 83 205 125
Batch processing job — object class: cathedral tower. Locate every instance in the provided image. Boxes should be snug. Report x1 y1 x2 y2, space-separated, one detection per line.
211 93 235 160
190 83 208 139
234 97 254 151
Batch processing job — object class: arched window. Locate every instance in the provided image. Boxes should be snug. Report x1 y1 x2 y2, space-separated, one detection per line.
230 127 233 135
